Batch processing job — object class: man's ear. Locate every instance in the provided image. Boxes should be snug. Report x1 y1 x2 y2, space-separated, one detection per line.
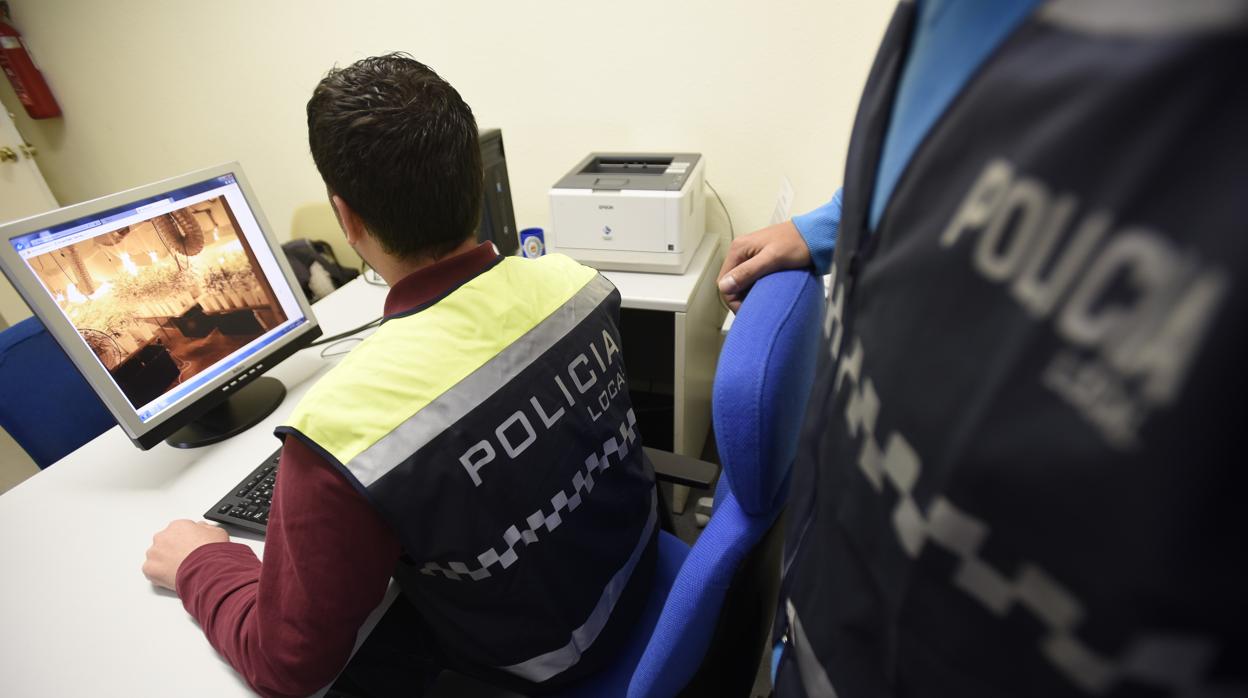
330 194 368 247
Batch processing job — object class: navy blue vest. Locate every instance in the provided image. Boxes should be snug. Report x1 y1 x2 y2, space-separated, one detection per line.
777 2 1248 696
282 260 656 692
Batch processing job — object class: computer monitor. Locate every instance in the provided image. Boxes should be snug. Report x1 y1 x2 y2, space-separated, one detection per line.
0 163 322 450
477 128 519 256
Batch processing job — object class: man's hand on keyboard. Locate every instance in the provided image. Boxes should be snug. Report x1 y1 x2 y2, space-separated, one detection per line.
143 520 229 592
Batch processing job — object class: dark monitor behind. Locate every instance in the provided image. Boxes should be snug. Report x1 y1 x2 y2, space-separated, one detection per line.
478 128 519 256
0 163 322 450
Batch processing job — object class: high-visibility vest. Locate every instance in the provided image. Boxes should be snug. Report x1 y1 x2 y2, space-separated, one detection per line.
777 3 1248 696
280 254 657 688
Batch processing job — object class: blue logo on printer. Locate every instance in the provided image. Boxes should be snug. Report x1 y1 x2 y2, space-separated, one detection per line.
602 225 613 237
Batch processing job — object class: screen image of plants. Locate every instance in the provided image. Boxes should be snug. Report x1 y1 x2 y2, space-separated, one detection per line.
28 196 288 409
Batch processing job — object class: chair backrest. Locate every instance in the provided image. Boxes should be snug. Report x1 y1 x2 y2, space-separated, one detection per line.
0 316 115 468
627 269 825 698
713 271 826 516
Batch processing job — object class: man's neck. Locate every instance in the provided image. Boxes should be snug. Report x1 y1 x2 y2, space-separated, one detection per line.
381 241 501 317
373 237 479 287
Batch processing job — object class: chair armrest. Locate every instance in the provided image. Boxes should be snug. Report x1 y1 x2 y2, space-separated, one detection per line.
644 446 718 489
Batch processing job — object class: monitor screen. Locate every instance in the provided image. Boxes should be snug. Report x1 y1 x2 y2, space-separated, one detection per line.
0 163 321 449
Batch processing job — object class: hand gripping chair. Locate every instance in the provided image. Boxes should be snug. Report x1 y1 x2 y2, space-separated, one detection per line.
0 316 115 469
562 268 825 697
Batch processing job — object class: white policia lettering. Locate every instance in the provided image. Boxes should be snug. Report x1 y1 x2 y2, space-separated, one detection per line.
941 158 1227 447
459 329 626 486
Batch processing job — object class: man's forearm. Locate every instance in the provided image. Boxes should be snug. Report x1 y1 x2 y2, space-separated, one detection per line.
177 542 263 656
174 437 400 698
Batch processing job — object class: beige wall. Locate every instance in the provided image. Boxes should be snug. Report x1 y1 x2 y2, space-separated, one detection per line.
0 0 892 269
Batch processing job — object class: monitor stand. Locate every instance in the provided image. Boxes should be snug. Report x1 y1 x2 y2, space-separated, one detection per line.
166 377 287 449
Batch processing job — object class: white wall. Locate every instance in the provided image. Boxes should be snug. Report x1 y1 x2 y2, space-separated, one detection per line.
0 0 892 262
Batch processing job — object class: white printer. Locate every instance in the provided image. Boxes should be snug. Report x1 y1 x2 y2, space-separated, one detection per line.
548 153 706 274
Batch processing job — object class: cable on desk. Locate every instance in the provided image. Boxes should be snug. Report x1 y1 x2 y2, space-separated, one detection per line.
319 337 365 358
307 317 384 348
705 179 735 240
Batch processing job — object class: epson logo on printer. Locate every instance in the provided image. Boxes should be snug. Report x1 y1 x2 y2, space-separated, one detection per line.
940 158 1227 448
598 204 614 210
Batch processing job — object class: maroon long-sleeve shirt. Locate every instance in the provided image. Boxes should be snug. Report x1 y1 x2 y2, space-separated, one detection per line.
175 243 500 697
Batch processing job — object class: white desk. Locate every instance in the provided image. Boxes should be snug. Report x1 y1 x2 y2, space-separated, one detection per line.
0 279 395 697
0 244 726 696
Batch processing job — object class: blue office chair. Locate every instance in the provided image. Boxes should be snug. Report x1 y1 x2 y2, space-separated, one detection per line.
561 268 825 698
0 316 115 468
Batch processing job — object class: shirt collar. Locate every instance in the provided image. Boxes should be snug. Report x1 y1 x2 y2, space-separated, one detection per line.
382 242 501 317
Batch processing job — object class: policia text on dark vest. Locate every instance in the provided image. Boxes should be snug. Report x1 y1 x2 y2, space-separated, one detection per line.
776 2 1248 697
278 254 657 689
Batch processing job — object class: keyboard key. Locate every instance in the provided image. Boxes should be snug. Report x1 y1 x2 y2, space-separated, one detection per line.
204 446 282 534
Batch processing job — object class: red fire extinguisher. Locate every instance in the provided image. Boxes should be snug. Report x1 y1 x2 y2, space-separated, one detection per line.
0 4 60 119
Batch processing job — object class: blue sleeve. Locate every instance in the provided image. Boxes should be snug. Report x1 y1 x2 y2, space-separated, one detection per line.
791 188 842 275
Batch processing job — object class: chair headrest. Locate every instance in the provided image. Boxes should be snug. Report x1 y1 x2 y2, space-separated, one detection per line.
0 316 46 355
713 270 824 516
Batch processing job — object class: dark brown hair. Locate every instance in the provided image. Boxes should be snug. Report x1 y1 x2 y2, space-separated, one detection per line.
307 53 482 260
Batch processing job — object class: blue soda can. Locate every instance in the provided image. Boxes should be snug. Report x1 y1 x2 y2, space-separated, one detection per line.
519 228 545 258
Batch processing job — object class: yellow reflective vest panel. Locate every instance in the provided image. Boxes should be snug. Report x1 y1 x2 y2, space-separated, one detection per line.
280 255 657 687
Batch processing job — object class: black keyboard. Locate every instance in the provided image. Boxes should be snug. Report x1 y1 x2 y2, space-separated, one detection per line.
204 446 280 535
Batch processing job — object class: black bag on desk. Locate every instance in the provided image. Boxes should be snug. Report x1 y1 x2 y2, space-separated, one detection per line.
281 239 359 302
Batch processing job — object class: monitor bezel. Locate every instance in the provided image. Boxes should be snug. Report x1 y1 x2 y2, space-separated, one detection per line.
0 162 322 450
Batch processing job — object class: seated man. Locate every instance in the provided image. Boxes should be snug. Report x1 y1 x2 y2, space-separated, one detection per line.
143 53 657 697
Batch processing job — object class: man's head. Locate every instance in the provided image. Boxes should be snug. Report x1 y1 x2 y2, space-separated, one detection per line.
307 53 482 262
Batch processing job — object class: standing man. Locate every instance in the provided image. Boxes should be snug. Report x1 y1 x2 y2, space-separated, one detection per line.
720 1 1247 695
143 54 656 697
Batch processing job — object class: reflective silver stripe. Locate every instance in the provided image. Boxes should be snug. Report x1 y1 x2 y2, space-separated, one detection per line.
785 600 840 697
346 273 616 487
1038 0 1248 36
823 264 843 351
832 326 1241 694
499 489 658 683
